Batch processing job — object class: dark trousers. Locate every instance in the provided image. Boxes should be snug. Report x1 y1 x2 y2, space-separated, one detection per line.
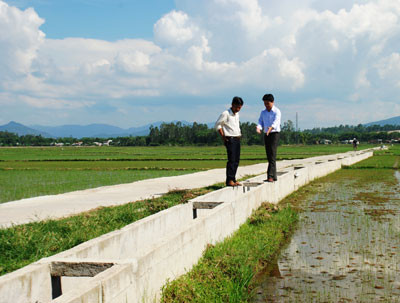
225 137 241 184
264 132 280 180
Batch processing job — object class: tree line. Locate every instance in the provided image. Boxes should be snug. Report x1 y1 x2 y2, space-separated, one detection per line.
0 121 399 147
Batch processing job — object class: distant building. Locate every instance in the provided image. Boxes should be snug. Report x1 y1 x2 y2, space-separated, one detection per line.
319 139 332 145
369 139 383 144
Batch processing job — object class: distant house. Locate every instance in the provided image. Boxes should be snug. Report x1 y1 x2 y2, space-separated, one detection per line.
72 141 83 146
55 143 64 147
369 139 383 144
319 139 332 145
103 140 112 146
93 142 102 146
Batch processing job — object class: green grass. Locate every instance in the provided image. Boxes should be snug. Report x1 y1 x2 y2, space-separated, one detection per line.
0 145 376 203
0 185 223 276
160 205 298 303
345 145 400 169
0 169 197 203
0 145 367 161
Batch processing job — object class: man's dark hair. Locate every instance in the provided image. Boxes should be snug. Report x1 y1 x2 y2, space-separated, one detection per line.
232 96 244 106
262 94 274 102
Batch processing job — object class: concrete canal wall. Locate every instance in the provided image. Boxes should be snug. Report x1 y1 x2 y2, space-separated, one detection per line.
0 149 374 303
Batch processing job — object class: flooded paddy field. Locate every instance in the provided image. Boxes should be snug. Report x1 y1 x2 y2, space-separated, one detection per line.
254 147 400 302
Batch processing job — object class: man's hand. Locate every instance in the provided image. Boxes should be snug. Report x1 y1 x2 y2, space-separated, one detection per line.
218 129 227 143
256 127 262 134
266 127 272 136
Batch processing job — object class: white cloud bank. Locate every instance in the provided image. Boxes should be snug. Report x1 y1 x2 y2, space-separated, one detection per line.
0 1 44 77
1 0 400 127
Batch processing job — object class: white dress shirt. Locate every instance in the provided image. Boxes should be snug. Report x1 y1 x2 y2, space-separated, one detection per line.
257 105 281 133
215 108 241 137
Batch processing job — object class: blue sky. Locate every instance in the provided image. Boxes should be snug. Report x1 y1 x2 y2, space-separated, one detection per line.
1 0 400 129
7 0 175 40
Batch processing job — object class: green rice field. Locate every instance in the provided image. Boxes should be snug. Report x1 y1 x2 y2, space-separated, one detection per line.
0 144 372 203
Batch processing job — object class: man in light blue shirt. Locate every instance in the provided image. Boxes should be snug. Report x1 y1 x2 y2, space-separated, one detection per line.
256 94 281 182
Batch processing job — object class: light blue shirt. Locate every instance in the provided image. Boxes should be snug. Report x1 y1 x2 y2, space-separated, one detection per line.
257 105 281 133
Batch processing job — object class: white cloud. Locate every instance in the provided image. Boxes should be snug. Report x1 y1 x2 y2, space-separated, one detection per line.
1 0 400 127
355 69 370 88
0 1 44 79
20 95 95 109
229 0 270 39
154 10 200 47
376 52 400 87
114 51 150 74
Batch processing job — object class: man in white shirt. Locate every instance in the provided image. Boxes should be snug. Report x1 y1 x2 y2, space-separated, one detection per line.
215 96 244 186
256 94 281 182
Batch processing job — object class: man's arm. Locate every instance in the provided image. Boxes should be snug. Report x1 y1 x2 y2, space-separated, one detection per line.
256 112 263 134
215 112 228 142
218 128 227 142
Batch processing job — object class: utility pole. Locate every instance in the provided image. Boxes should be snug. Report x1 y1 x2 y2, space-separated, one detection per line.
296 112 298 144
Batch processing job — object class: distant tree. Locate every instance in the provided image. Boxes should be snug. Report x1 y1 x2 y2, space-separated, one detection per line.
240 122 263 145
281 120 296 144
0 131 19 146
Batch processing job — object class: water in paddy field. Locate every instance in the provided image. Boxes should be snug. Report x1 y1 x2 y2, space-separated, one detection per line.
254 170 400 303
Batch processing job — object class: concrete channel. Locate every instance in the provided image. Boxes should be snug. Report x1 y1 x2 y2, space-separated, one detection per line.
0 149 376 303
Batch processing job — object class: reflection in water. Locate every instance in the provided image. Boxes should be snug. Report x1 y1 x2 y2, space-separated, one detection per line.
254 171 400 303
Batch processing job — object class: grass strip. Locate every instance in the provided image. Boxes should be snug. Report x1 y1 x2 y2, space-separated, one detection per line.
160 203 298 303
0 184 224 276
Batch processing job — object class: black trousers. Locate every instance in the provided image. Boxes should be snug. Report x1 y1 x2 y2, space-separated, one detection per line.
264 132 280 180
225 137 241 184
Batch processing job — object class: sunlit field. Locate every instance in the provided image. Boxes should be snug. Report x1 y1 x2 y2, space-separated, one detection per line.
0 144 373 203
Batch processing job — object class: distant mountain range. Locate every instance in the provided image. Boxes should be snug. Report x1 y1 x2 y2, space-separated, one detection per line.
1 115 399 138
0 121 52 137
0 120 200 138
364 115 400 127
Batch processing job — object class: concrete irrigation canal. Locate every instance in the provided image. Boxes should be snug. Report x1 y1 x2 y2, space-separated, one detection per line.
254 157 400 302
0 149 382 302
